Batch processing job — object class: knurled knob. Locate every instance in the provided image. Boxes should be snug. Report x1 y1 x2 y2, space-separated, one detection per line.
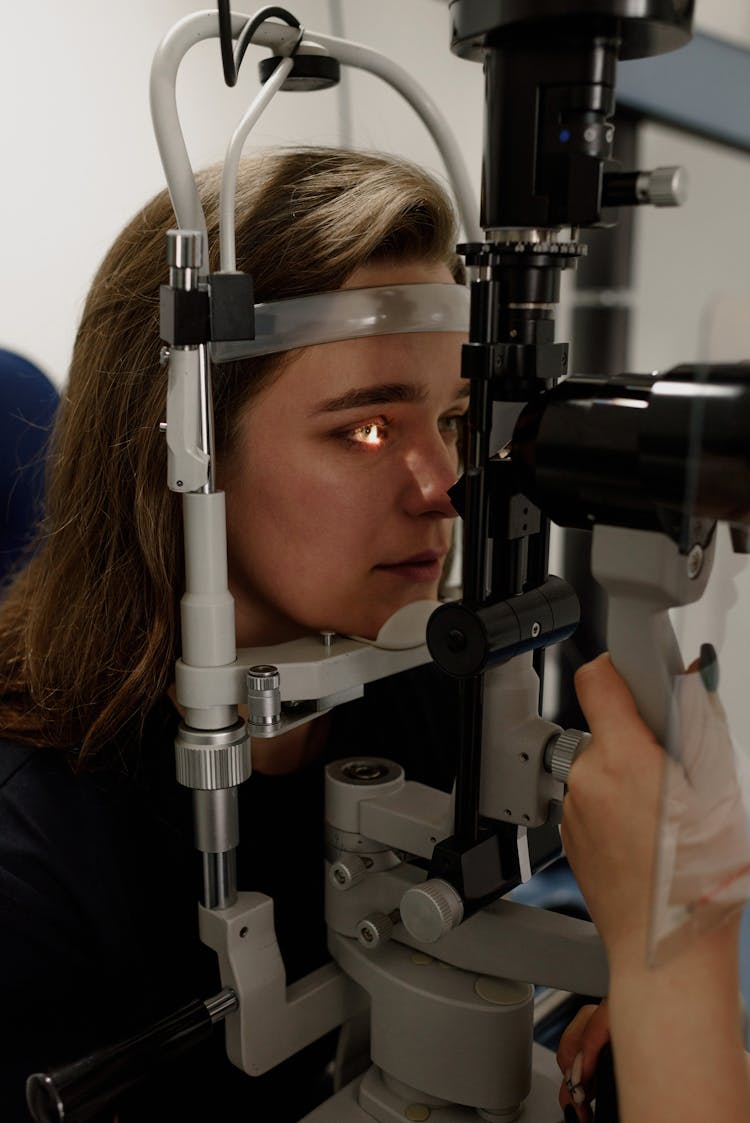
399 879 464 944
357 911 395 949
636 166 687 207
544 728 590 784
247 665 280 691
166 229 203 269
329 855 367 891
174 720 251 790
247 664 281 727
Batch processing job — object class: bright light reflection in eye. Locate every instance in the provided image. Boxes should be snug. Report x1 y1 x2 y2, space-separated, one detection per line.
358 424 382 445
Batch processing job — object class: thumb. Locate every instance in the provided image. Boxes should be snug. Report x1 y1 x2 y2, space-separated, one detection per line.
575 653 660 748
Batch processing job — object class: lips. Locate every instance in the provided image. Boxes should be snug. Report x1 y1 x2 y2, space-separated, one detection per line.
375 551 446 582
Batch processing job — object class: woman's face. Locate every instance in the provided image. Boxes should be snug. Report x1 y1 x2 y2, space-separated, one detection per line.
224 260 468 645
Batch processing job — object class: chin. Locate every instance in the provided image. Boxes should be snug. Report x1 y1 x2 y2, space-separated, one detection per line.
357 593 441 641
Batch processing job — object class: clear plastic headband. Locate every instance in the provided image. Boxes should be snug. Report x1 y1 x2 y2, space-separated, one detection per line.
210 283 469 363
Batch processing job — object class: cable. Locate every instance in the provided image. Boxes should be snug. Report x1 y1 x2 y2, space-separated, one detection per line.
327 0 352 147
217 3 301 87
235 6 301 75
220 53 295 270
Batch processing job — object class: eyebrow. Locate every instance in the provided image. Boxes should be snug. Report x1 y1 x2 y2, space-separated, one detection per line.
310 380 470 415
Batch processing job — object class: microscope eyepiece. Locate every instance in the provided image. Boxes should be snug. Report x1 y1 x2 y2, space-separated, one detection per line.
511 363 750 537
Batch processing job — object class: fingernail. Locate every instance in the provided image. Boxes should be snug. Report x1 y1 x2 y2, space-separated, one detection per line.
572 1085 586 1105
564 1106 579 1123
571 1051 583 1088
699 642 719 692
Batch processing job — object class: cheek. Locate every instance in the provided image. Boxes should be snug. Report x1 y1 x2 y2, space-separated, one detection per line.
258 431 391 518
233 442 391 565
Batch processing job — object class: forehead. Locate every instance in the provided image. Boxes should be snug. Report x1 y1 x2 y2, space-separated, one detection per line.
271 330 467 413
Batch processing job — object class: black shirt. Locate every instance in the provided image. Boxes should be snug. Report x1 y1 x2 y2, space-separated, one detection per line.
0 665 459 1122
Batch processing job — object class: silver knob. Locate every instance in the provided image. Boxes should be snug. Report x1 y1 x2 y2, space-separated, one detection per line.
247 665 281 728
357 911 397 949
166 229 203 269
544 728 590 784
400 879 464 944
174 720 251 790
329 855 367 891
635 166 687 207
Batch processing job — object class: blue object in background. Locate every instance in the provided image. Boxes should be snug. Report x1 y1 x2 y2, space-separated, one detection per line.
0 349 59 582
511 857 588 918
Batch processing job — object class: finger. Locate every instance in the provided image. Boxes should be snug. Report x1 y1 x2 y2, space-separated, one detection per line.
559 1081 595 1123
559 1002 612 1107
578 1000 612 1084
574 653 659 746
557 1004 598 1074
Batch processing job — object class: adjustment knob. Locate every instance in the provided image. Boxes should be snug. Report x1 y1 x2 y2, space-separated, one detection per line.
328 855 367 891
603 167 687 210
174 720 251 790
357 911 396 949
400 879 464 944
636 166 687 207
166 229 203 269
544 728 590 783
247 665 281 728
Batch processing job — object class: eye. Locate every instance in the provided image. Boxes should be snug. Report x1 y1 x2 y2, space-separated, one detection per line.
342 417 389 448
439 412 467 441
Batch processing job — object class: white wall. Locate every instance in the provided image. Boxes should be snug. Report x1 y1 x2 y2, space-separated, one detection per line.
697 0 750 42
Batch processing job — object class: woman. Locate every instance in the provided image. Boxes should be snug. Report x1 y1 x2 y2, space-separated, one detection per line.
558 655 750 1123
0 148 469 1120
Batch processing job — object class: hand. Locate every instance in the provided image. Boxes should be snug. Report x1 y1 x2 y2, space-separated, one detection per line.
561 656 750 1123
557 1000 611 1122
563 652 750 968
561 653 664 966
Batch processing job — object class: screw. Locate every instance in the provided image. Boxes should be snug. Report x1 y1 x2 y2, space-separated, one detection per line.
531 621 541 638
240 926 248 938
159 421 168 433
343 761 389 783
687 544 704 579
159 346 171 366
320 631 335 647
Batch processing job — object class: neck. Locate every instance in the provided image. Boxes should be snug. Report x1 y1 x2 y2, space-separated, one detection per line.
248 712 331 775
167 684 330 776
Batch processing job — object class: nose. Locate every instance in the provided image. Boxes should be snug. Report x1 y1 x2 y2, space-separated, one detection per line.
401 433 459 519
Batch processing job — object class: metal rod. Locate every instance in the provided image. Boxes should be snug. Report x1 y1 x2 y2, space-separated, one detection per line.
201 850 238 910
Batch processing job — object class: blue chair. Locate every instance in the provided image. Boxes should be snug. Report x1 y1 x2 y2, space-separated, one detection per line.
0 349 59 582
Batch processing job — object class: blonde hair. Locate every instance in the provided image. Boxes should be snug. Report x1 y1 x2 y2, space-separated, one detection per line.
0 147 464 761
